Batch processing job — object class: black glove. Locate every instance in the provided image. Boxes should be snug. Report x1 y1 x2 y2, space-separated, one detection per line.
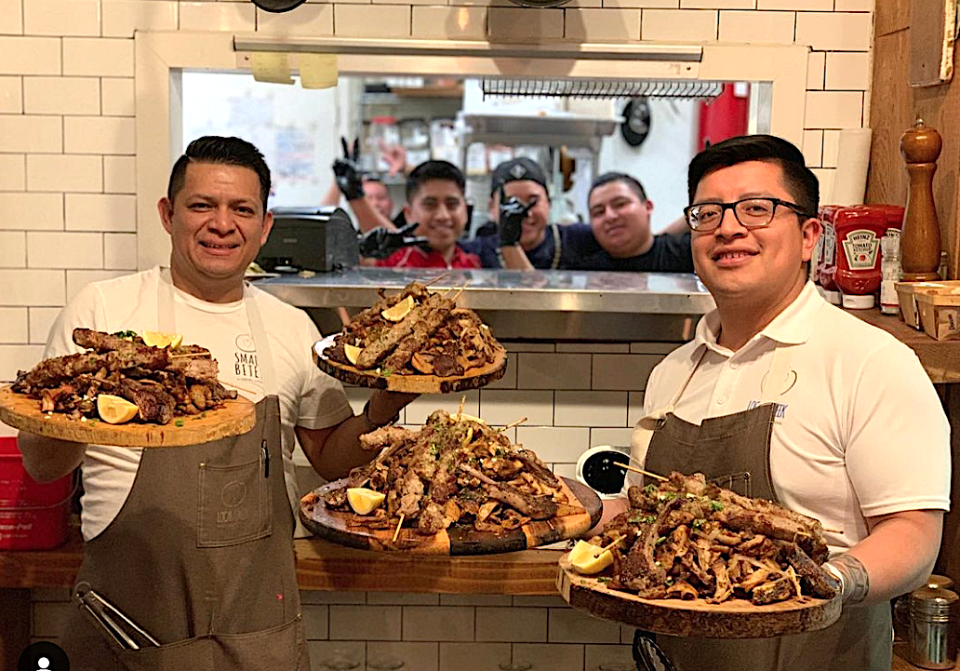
498 185 536 247
358 221 423 259
333 137 364 201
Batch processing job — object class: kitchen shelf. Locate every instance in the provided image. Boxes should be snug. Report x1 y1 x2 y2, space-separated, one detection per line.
0 528 564 594
391 85 464 99
847 308 960 384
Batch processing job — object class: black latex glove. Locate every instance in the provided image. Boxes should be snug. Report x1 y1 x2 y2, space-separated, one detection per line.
498 185 537 248
333 137 364 201
358 221 423 259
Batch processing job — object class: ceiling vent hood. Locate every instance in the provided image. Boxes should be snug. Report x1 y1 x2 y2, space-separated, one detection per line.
480 77 725 100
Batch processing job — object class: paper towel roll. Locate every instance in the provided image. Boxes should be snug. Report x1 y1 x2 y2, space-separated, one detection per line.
830 129 873 206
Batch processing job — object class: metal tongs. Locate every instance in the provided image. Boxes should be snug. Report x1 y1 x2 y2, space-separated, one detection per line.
74 582 161 650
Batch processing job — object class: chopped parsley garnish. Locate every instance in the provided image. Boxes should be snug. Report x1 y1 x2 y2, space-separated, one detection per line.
429 443 440 457
597 577 612 584
655 536 666 546
644 484 657 495
380 367 393 378
692 518 705 529
174 419 184 427
112 330 137 339
658 491 677 501
630 512 657 525
710 501 724 511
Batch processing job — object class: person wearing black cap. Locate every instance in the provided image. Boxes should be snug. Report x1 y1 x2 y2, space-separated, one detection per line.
462 157 604 270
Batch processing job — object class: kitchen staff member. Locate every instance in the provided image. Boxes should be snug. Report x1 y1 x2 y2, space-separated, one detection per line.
568 172 693 272
618 135 950 670
463 158 602 270
367 160 482 269
18 136 415 671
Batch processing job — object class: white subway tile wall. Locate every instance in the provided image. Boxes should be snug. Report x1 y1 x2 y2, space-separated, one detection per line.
10 0 871 662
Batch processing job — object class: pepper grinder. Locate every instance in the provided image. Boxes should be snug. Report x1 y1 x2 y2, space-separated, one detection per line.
900 118 943 281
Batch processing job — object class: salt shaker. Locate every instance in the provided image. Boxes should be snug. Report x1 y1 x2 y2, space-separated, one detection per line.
880 228 902 316
908 586 959 669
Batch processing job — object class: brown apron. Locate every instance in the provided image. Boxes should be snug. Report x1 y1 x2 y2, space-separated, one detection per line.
60 271 308 671
631 347 892 671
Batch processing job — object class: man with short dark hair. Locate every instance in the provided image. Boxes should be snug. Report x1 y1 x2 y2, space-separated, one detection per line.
18 136 415 670
569 171 693 272
616 135 949 670
374 160 481 268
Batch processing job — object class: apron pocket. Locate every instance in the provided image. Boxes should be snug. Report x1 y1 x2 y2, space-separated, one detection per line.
197 456 272 548
216 615 307 671
113 636 217 671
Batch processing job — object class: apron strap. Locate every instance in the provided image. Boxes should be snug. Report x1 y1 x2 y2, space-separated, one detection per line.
157 268 278 396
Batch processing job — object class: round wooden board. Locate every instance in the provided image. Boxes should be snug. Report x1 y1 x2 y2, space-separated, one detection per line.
556 555 842 639
313 334 508 394
300 476 602 555
0 386 257 448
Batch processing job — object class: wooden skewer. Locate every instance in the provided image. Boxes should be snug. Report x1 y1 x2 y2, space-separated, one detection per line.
391 514 404 543
822 527 844 535
424 272 451 287
457 395 466 417
169 352 211 359
598 535 626 554
501 416 527 431
613 461 668 482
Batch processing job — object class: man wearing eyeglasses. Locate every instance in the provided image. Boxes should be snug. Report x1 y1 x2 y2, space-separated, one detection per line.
622 135 949 670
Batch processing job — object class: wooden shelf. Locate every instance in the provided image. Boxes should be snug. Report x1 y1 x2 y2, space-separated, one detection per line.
0 528 563 594
847 308 960 384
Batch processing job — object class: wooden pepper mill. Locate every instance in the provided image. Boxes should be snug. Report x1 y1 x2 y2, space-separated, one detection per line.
899 118 942 281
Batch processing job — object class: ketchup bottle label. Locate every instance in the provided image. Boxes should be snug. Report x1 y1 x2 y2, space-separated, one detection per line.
841 230 880 270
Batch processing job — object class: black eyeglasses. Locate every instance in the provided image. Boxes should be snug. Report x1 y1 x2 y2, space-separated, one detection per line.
683 198 809 232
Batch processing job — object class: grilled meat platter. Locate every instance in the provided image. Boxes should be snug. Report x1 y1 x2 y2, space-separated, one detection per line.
304 410 599 552
10 328 237 425
586 472 839 606
324 281 503 380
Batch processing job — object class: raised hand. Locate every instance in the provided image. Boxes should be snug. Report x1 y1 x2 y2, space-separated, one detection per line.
497 185 537 248
358 221 422 259
333 136 364 201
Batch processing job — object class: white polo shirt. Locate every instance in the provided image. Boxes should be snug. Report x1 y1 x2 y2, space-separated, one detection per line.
639 282 950 552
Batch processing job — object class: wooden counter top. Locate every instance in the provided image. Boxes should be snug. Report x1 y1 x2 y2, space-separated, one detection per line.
848 309 960 383
0 529 564 594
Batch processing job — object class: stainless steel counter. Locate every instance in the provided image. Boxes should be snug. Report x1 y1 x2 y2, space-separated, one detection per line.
254 268 714 341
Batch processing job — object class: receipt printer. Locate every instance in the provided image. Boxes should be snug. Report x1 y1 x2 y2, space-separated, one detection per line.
257 207 359 273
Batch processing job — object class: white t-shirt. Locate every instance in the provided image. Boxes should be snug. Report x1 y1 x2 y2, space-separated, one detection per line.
638 282 951 553
44 266 354 540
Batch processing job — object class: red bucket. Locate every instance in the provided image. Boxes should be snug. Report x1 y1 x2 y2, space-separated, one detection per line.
0 436 75 550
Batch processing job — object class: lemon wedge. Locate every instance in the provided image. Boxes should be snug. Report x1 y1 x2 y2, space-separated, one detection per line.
347 488 386 515
140 331 183 349
344 343 363 366
97 394 140 425
569 540 615 575
381 295 414 322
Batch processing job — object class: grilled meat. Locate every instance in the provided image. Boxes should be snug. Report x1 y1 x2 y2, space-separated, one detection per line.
590 471 837 606
327 410 568 537
329 282 501 378
11 328 233 425
459 464 557 520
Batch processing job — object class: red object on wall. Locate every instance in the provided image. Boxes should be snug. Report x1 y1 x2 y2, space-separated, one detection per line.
697 83 751 152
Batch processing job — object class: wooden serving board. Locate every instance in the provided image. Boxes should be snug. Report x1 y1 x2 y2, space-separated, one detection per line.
0 386 256 448
313 334 508 394
557 555 842 639
300 477 602 555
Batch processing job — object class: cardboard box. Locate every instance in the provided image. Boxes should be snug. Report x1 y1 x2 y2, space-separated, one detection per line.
896 281 960 340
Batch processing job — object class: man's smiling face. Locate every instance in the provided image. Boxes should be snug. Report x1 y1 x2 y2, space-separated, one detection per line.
159 161 273 296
